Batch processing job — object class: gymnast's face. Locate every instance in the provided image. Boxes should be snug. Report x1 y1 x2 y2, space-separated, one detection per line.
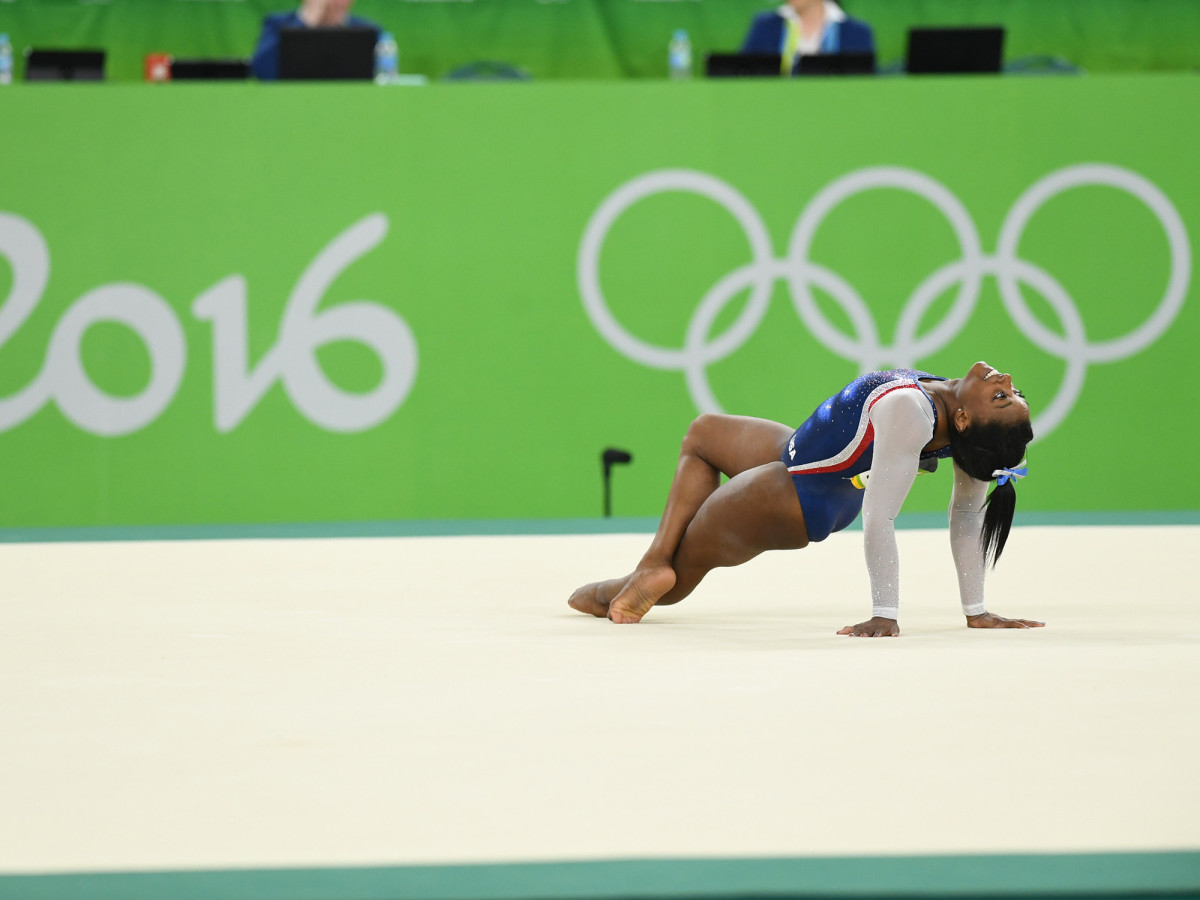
955 361 1031 430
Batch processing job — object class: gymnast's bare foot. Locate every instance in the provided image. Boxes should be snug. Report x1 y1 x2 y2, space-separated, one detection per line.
608 565 676 624
567 577 627 618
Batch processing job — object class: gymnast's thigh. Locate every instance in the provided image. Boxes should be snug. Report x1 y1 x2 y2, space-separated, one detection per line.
675 461 809 572
687 415 796 479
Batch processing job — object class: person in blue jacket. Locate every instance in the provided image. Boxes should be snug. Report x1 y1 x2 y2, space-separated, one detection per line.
742 0 875 74
250 0 380 80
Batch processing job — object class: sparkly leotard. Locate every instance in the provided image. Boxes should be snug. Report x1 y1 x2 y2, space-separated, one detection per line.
781 369 952 542
781 369 990 620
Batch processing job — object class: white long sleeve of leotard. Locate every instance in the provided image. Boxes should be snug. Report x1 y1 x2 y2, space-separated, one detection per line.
948 459 989 617
862 389 931 620
862 388 990 620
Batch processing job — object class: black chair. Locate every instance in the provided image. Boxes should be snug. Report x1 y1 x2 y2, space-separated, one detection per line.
443 61 530 82
1004 55 1083 76
171 59 251 81
24 49 105 81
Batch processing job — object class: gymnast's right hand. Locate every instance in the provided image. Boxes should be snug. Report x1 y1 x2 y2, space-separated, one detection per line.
837 616 900 637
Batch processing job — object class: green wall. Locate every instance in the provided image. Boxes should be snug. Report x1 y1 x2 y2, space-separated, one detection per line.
0 0 1198 83
0 75 1196 527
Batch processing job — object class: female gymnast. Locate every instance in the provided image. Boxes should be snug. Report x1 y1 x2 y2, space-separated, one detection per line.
568 362 1044 636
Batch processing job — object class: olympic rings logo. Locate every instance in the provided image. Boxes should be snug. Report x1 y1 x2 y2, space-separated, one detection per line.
577 165 1191 439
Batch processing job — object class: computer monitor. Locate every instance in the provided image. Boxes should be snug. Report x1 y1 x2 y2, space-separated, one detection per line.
171 59 250 81
277 27 378 81
705 53 784 79
905 26 1005 74
794 52 876 76
24 49 106 82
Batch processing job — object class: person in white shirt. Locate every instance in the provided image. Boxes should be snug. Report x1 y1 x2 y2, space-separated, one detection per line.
741 0 877 74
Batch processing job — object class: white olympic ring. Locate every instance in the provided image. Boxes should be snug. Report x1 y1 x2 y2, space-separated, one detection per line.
577 164 1191 439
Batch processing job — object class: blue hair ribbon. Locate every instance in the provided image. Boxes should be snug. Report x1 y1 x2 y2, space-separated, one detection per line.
992 464 1029 486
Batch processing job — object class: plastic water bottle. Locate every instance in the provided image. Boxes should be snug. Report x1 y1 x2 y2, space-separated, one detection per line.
668 29 692 81
0 34 13 86
374 31 399 85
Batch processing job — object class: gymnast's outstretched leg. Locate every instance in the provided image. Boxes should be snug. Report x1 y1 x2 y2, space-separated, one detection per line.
568 414 794 618
607 460 809 623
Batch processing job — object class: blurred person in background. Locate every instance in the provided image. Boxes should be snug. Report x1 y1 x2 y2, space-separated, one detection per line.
742 0 874 73
250 0 380 80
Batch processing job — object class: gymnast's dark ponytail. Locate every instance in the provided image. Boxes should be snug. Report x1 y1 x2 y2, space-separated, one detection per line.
948 419 1034 567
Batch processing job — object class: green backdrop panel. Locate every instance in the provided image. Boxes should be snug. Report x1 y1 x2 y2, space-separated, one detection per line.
0 75 1196 527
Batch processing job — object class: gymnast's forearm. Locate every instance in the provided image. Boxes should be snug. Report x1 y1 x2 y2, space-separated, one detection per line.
861 394 927 619
948 463 989 616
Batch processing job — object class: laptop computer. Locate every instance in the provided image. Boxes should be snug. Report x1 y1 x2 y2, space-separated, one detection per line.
794 52 876 76
707 51 875 79
277 26 377 81
24 49 106 82
171 59 250 81
905 26 1005 74
705 53 784 78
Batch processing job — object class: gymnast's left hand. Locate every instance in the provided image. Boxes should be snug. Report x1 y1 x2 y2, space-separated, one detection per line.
966 612 1045 629
837 616 899 637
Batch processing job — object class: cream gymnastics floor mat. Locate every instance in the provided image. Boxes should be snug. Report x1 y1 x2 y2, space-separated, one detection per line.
1 525 1197 874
